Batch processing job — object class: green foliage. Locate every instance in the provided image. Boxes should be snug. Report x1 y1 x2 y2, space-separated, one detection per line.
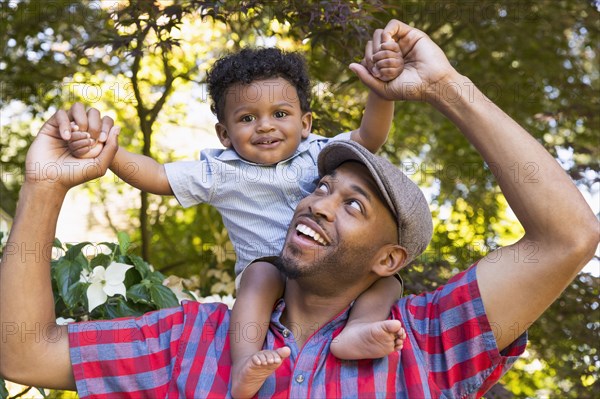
51 233 180 321
0 380 8 399
1 1 598 398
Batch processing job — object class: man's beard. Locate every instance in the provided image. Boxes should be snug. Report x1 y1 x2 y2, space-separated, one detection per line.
276 241 376 283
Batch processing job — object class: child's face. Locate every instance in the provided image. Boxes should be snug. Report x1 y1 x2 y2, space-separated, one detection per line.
215 77 312 165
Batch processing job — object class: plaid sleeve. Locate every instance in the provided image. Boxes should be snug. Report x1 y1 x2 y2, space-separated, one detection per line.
68 306 186 399
402 264 527 398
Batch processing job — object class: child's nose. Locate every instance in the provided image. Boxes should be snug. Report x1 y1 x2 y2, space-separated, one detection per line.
255 116 275 132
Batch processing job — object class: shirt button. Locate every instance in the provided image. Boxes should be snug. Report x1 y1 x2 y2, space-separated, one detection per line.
282 329 290 338
295 374 305 384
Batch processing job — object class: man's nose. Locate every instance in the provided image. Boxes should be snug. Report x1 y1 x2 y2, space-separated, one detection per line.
308 195 336 222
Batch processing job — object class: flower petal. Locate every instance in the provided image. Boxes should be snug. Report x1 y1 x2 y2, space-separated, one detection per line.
56 317 75 326
104 281 127 299
105 262 133 284
79 269 90 283
89 265 106 284
87 282 108 312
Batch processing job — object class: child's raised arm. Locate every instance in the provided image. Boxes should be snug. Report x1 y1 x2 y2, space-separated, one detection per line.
349 34 403 153
68 131 173 195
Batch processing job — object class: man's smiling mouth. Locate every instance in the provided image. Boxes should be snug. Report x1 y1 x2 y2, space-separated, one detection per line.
296 224 327 245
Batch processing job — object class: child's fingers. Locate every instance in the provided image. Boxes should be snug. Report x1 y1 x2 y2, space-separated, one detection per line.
398 327 406 340
373 49 402 64
70 131 91 141
379 39 401 52
381 31 394 46
374 56 403 70
69 137 94 152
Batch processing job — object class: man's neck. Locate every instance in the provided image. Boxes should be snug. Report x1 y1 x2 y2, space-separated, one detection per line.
280 279 366 349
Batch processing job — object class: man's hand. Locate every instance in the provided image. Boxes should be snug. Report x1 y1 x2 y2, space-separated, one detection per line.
350 20 457 102
25 103 119 192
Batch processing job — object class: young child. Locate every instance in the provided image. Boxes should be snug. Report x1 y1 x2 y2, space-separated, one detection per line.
69 43 406 398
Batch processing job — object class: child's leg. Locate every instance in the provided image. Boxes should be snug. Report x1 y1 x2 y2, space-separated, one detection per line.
230 261 290 399
330 275 405 360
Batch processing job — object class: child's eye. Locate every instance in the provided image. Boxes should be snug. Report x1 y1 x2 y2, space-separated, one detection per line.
241 115 255 122
274 111 287 118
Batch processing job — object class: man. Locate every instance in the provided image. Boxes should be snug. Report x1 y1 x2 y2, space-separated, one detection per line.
1 20 597 398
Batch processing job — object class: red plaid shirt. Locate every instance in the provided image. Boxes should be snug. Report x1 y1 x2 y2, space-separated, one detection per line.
69 265 527 398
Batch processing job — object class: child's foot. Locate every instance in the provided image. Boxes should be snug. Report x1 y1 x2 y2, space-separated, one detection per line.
330 320 405 360
231 347 291 398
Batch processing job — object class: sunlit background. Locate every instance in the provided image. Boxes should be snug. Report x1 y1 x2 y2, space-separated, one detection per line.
1 1 599 398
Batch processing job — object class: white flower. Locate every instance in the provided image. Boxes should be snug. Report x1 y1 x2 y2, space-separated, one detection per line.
85 262 133 312
79 268 90 283
163 276 196 304
56 317 75 326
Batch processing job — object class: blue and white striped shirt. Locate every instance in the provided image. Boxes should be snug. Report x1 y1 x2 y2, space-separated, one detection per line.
164 133 352 275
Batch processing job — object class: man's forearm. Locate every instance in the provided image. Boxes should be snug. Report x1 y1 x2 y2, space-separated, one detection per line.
0 183 70 382
428 72 597 246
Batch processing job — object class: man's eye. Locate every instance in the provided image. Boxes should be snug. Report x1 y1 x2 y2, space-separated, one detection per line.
241 115 255 122
348 200 362 212
316 183 329 193
274 111 287 118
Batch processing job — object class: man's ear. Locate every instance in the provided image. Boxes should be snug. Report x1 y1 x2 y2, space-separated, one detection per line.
301 112 312 139
215 123 232 148
372 244 408 277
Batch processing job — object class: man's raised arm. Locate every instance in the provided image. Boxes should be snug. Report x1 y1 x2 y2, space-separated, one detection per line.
353 20 599 351
0 104 119 389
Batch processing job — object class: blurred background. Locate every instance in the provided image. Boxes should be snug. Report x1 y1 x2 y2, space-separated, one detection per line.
1 1 598 397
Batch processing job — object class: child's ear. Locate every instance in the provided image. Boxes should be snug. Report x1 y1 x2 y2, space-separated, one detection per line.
372 245 408 277
301 112 312 139
215 123 232 148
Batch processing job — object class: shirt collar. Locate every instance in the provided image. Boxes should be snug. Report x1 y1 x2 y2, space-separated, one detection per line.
270 298 352 336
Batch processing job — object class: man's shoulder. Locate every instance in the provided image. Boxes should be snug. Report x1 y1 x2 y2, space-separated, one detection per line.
179 300 233 327
181 300 232 315
393 264 481 315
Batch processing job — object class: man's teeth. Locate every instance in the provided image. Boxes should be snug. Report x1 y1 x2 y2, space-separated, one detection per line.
296 224 327 245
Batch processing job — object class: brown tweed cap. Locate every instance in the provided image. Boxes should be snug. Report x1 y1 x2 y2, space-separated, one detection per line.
317 141 432 264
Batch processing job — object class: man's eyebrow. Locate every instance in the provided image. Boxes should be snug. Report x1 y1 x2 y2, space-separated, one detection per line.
328 169 374 203
349 184 373 203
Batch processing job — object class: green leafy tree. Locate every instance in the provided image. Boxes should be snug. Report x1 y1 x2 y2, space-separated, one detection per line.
1 1 598 397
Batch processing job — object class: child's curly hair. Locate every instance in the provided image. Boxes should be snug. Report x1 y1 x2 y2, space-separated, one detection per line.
207 47 312 122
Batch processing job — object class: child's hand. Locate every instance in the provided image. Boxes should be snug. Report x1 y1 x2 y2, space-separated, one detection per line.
68 122 105 159
366 32 403 82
